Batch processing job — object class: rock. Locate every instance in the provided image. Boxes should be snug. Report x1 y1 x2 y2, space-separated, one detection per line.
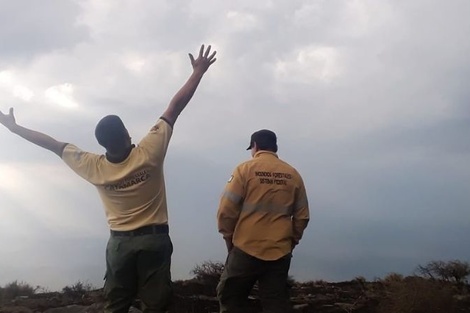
42 303 136 313
43 305 89 313
293 303 309 310
0 306 34 313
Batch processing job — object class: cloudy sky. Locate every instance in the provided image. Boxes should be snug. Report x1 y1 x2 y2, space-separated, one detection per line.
0 0 469 291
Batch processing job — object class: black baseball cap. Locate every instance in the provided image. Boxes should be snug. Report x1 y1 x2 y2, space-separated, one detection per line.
246 129 278 152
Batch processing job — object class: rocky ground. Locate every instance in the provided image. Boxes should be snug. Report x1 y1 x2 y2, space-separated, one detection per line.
1 278 469 313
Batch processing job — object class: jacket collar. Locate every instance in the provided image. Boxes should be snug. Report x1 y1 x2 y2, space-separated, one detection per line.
254 150 279 158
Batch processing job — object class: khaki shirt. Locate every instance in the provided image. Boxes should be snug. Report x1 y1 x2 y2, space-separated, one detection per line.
62 118 172 231
217 151 310 261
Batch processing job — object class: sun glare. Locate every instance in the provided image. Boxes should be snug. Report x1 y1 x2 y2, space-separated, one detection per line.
13 85 34 102
226 11 259 31
0 165 24 192
0 70 13 84
275 45 342 83
0 70 34 102
123 55 147 72
45 83 78 109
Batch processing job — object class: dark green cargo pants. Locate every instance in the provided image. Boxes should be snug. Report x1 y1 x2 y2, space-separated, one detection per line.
217 247 293 313
104 232 173 313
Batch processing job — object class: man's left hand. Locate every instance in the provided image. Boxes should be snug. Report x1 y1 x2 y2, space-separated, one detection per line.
189 44 217 74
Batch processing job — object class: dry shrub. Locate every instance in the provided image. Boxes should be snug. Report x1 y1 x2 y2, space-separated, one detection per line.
353 276 367 284
1 281 37 301
312 279 329 287
352 276 368 290
416 260 470 284
62 280 94 298
382 272 404 284
287 275 297 287
377 276 455 313
190 260 225 286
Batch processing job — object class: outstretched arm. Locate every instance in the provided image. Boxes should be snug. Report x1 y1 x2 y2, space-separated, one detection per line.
161 44 217 127
0 108 67 157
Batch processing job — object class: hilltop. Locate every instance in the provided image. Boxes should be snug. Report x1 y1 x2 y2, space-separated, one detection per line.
1 260 469 313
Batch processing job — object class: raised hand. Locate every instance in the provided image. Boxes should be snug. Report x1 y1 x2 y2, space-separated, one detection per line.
161 44 217 126
0 107 17 130
189 44 217 74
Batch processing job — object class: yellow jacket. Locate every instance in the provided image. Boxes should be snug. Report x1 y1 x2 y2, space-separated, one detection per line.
217 151 310 261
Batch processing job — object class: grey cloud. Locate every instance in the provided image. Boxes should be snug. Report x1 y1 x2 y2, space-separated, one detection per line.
0 0 89 63
1 0 470 290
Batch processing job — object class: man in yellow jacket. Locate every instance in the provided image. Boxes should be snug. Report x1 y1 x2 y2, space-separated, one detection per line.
217 129 310 313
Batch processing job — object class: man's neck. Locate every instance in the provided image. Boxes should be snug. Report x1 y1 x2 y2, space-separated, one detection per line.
106 145 135 163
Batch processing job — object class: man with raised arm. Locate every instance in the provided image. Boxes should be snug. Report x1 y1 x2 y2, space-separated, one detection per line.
0 45 216 313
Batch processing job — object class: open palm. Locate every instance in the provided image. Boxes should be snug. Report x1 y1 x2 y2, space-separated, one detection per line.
0 108 17 130
189 44 217 74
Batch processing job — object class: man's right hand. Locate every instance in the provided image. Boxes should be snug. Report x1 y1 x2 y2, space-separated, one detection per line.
189 44 217 74
0 107 17 131
225 239 234 253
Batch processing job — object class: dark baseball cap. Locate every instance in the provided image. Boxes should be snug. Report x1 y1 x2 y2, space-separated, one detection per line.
95 115 128 149
246 129 278 152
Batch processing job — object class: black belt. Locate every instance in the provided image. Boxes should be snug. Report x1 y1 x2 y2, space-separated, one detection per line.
110 224 169 237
